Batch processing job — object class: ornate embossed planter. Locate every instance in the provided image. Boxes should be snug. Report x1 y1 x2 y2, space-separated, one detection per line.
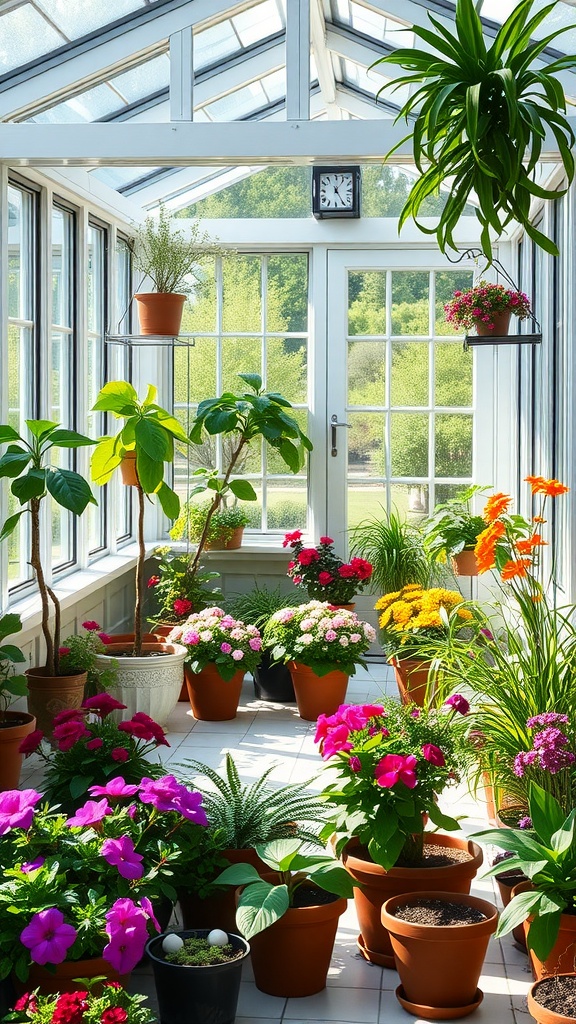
26 668 87 740
95 642 187 726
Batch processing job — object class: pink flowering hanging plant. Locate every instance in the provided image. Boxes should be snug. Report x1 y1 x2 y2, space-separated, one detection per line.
283 531 373 604
168 607 262 681
316 696 471 868
263 601 376 676
444 280 532 332
0 778 208 982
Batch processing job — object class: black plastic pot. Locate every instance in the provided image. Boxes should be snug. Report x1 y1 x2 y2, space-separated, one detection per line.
253 651 295 702
146 929 250 1024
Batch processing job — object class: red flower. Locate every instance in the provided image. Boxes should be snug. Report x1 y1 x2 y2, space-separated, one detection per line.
173 598 193 617
13 993 38 1012
283 530 303 548
422 743 446 767
338 563 356 578
318 571 333 585
118 712 169 747
98 632 112 644
375 753 418 789
82 620 100 631
51 991 89 1024
53 708 86 727
82 693 127 718
111 747 129 763
102 1009 128 1024
18 729 44 756
53 719 91 752
297 548 320 566
319 536 334 545
86 737 103 750
349 557 372 581
147 575 161 588
58 646 71 656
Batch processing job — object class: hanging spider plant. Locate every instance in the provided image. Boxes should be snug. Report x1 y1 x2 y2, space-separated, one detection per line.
374 0 576 258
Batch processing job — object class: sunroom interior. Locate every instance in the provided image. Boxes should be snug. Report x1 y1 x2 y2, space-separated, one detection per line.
2 0 576 1021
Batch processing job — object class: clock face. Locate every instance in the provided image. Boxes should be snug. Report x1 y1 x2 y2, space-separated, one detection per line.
319 172 354 210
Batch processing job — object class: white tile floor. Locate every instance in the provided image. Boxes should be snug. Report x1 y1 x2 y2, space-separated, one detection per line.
20 661 534 1024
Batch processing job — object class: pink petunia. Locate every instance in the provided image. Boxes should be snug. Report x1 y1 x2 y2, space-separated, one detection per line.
20 908 77 965
422 743 446 767
375 753 418 789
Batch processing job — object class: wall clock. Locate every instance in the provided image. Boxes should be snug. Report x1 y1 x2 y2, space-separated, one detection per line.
312 166 361 219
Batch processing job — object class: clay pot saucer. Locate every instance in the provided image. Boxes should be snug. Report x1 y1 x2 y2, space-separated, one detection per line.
395 985 484 1020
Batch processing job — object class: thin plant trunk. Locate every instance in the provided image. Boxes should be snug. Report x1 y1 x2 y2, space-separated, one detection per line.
134 482 146 657
189 437 248 576
398 832 424 867
30 498 58 675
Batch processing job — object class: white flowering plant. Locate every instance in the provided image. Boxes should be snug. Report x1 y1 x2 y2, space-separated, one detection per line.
167 607 263 681
263 601 376 676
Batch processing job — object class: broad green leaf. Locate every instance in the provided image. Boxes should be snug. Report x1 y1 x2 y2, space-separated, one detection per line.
46 468 97 514
25 419 58 440
368 829 406 871
0 644 26 663
0 425 20 443
256 837 301 871
0 447 33 479
3 675 28 697
12 469 46 504
204 409 240 435
550 809 576 856
69 776 92 800
426 802 460 832
156 482 180 521
528 783 565 845
135 418 169 462
228 479 257 502
0 614 23 642
142 384 158 408
495 889 541 938
311 863 355 898
91 438 122 486
236 882 289 940
148 407 189 443
48 429 94 448
527 907 563 961
136 450 163 494
213 863 262 887
237 373 262 392
0 511 25 541
92 381 138 416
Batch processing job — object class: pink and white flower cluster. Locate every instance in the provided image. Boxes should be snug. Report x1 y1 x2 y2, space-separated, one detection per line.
168 606 262 679
263 601 376 674
444 280 532 332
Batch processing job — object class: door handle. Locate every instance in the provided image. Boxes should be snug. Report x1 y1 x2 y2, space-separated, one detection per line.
330 414 350 457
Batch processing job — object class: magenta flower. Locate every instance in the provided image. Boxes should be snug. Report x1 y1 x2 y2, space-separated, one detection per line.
52 708 86 727
20 908 77 965
139 897 160 933
422 743 446 767
66 798 113 828
103 898 151 974
82 693 127 717
249 637 262 651
138 776 208 824
82 620 100 631
444 694 470 716
101 835 144 879
518 816 533 829
118 712 169 747
86 738 103 750
527 712 569 728
349 755 362 772
18 729 44 756
0 789 42 835
53 719 91 752
89 777 140 799
375 753 418 789
322 725 353 761
21 857 45 874
111 747 129 762
221 642 232 654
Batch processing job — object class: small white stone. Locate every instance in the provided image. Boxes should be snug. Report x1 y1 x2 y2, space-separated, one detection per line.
162 933 184 954
207 929 229 947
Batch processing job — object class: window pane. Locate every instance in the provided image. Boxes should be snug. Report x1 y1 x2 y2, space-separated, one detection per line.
348 271 386 335
391 272 429 334
267 254 308 332
114 238 132 542
6 324 34 585
86 225 107 554
348 483 387 529
52 207 73 328
50 204 75 571
435 414 473 477
182 263 217 333
390 412 429 477
391 342 429 406
435 343 473 407
266 337 307 404
8 186 34 321
348 341 385 405
222 337 262 394
222 256 262 332
266 480 307 532
348 412 385 479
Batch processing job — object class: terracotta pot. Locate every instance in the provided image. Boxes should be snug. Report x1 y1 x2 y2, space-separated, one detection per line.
327 602 356 611
180 847 268 934
0 712 36 790
14 957 129 996
185 663 245 721
153 624 188 698
451 550 479 576
382 889 498 1018
205 526 244 550
342 834 483 968
288 661 349 721
528 975 576 1024
120 450 138 486
391 658 433 707
513 881 576 979
474 310 511 336
25 667 87 740
134 292 186 336
95 642 187 726
247 887 347 997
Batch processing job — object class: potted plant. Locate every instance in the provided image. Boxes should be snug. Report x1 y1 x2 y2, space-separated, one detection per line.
213 837 355 997
167 608 262 721
0 613 35 790
349 508 438 595
90 381 190 724
146 928 249 1024
170 499 250 550
381 890 498 1017
528 975 576 1024
373 0 576 259
282 531 373 607
262 601 376 721
474 782 576 980
0 420 96 735
229 584 301 702
422 485 489 575
0 775 209 992
316 696 480 966
175 752 326 931
5 977 156 1024
147 548 221 630
375 584 472 705
19 694 167 812
131 205 221 336
444 281 533 337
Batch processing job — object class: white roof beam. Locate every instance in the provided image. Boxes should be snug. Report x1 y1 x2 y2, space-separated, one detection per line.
0 0 251 121
311 0 340 118
325 26 394 79
170 27 194 121
334 85 396 119
286 0 310 120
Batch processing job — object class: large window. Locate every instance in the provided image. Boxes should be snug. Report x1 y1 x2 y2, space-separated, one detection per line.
173 253 309 533
86 222 107 555
51 202 76 571
113 235 133 544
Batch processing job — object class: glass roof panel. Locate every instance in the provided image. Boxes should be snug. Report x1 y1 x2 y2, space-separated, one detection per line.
262 68 285 103
333 0 414 47
108 55 170 102
30 84 123 123
194 21 240 69
0 4 64 73
34 0 150 39
205 80 270 120
91 166 157 188
233 0 284 47
340 58 409 107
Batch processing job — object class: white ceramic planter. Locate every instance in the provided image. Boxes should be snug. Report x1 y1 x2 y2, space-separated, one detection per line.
95 642 187 726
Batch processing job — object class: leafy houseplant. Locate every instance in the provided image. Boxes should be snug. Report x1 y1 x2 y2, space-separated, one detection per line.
350 508 437 595
4 978 156 1024
422 485 488 571
264 601 375 678
444 282 532 334
0 420 95 677
374 0 576 258
170 499 250 550
147 548 221 625
0 613 35 790
57 621 115 698
282 531 373 604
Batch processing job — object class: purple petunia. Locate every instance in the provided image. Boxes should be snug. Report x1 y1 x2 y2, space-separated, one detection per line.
0 789 42 836
20 908 77 965
66 798 113 828
89 777 140 799
101 835 144 880
444 694 470 716
138 776 208 825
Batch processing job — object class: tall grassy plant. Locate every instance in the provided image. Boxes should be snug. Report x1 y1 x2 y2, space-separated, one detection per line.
374 0 576 258
350 508 437 594
132 205 223 293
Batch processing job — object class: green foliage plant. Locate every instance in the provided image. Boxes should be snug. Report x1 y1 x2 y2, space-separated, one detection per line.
374 0 576 258
0 421 96 675
132 204 223 293
213 837 356 940
3 976 156 1024
0 613 27 719
228 584 300 644
177 752 326 850
147 548 221 623
474 783 576 961
422 485 489 561
164 934 240 966
350 507 437 594
90 382 190 656
186 373 312 574
170 499 250 547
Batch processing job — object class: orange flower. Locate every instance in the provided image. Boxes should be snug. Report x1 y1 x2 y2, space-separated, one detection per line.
525 475 569 497
474 520 506 573
501 558 532 580
483 493 511 522
533 516 546 524
516 534 547 554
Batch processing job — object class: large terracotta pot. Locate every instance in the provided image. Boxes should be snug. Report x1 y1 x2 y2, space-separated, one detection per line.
528 976 576 1024
474 310 511 336
288 661 349 721
247 886 347 997
14 957 129 996
134 292 186 336
451 550 479 576
206 526 244 550
26 667 87 740
0 712 36 790
390 658 433 707
382 889 498 1019
342 834 484 967
185 664 245 721
179 847 268 934
513 881 576 979
95 642 187 726
120 450 138 486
